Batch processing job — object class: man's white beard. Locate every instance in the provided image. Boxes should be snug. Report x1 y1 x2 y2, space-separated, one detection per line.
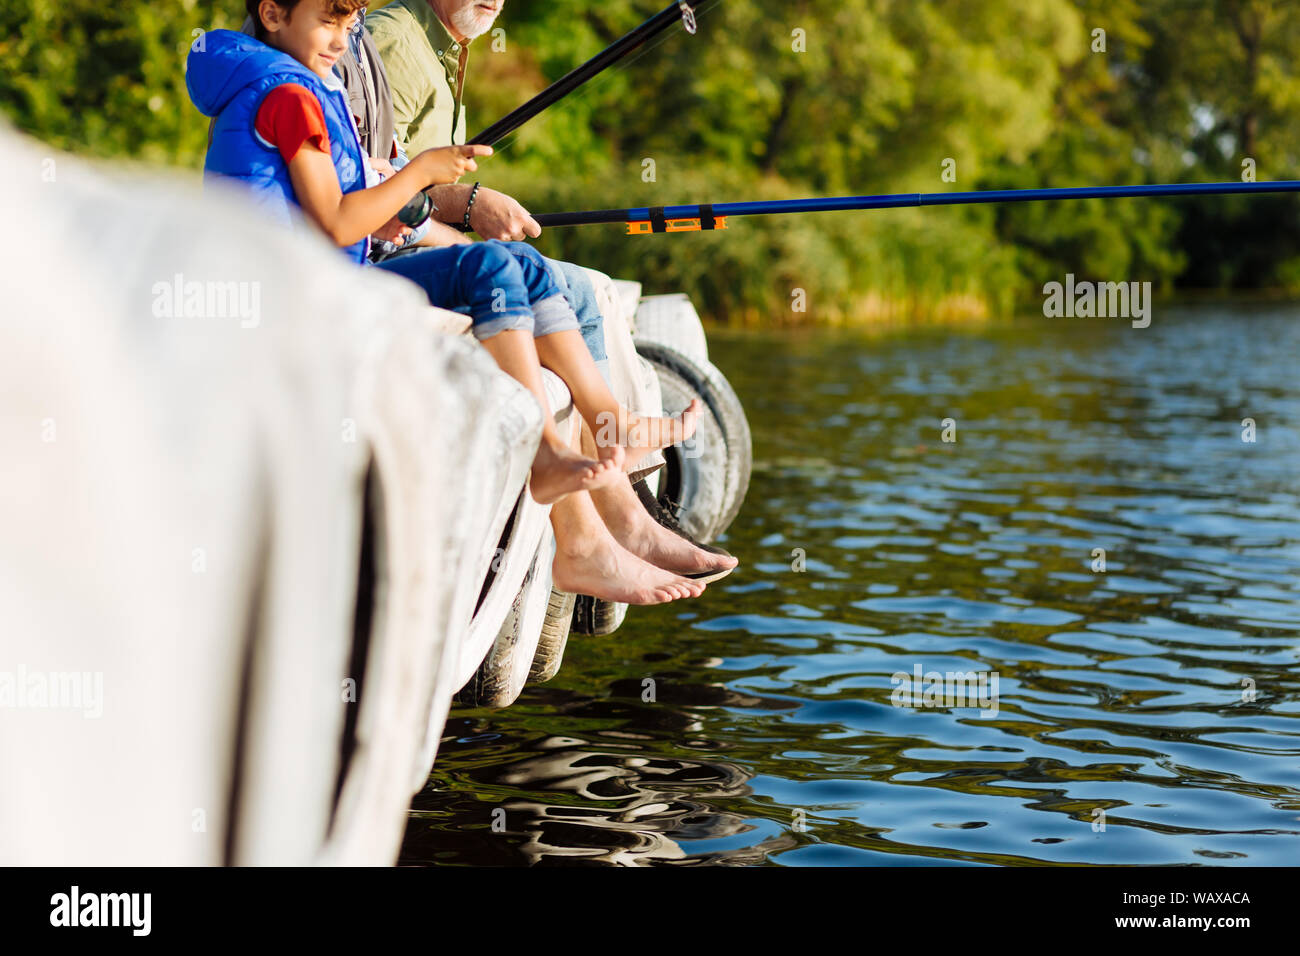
450 4 499 40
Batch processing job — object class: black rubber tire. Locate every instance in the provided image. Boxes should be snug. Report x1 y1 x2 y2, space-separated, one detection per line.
456 540 548 708
529 587 575 683
634 341 752 542
570 593 628 636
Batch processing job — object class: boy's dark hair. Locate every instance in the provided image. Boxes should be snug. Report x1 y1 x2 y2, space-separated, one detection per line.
245 0 368 41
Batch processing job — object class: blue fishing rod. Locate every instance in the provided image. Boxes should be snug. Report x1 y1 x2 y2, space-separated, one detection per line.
533 180 1300 234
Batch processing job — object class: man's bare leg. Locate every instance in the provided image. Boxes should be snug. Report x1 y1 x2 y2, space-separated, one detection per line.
579 421 739 575
533 329 700 471
548 418 707 605
480 329 624 504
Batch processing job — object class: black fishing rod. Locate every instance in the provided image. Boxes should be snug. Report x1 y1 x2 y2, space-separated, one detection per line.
469 0 706 147
533 180 1300 234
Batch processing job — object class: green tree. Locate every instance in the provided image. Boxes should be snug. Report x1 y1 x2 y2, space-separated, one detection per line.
5 0 1298 317
1 0 238 166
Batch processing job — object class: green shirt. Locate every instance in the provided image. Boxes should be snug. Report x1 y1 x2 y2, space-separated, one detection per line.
366 0 472 154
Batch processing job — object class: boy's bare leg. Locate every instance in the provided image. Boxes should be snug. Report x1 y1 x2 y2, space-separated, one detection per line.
582 268 666 482
579 422 739 575
480 329 624 505
533 329 701 471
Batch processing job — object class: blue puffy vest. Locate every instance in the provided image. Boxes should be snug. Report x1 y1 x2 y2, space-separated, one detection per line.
186 29 369 263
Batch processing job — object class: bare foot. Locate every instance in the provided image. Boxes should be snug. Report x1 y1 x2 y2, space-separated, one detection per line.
592 483 738 576
595 439 625 471
591 400 702 471
528 438 622 505
552 524 707 604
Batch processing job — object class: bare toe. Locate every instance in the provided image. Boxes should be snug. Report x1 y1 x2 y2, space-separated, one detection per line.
553 529 711 605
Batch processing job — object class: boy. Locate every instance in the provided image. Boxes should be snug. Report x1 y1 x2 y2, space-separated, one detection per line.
186 0 715 600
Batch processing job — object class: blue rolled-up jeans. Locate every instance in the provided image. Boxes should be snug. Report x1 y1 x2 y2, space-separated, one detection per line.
370 239 577 340
496 244 610 385
545 257 607 361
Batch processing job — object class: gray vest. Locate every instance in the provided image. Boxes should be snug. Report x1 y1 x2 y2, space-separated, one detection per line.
338 18 397 160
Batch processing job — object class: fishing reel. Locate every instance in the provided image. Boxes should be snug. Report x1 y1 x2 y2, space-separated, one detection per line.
397 189 435 228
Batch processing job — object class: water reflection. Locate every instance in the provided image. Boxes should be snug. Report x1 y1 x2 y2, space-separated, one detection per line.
403 715 782 866
402 305 1300 866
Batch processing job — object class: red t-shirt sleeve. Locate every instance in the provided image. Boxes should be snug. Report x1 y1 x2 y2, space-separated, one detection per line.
254 84 330 163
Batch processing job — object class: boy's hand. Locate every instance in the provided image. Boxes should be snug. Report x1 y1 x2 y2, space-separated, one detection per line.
419 144 492 185
368 156 396 179
372 214 413 244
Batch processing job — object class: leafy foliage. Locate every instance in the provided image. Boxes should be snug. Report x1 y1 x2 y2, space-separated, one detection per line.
4 0 1298 321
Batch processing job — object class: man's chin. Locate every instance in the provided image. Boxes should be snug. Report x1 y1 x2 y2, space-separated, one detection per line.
452 11 499 39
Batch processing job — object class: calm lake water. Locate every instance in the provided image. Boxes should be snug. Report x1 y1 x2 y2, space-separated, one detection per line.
401 304 1300 866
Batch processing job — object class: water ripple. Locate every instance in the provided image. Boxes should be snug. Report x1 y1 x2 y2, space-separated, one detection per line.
403 307 1300 866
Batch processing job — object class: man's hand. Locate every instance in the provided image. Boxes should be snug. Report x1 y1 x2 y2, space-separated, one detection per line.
368 156 396 180
468 187 542 241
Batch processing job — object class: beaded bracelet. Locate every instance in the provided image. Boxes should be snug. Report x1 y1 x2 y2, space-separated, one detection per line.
462 181 482 233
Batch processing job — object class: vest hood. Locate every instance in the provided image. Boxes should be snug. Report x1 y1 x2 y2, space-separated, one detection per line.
187 29 318 118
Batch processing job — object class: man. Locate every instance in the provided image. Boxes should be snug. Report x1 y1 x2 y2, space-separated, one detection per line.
368 0 523 229
367 0 737 583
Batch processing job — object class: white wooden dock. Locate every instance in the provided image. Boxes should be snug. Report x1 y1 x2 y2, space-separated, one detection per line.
0 127 749 866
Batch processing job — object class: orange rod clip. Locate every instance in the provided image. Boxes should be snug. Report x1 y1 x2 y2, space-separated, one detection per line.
626 217 728 235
